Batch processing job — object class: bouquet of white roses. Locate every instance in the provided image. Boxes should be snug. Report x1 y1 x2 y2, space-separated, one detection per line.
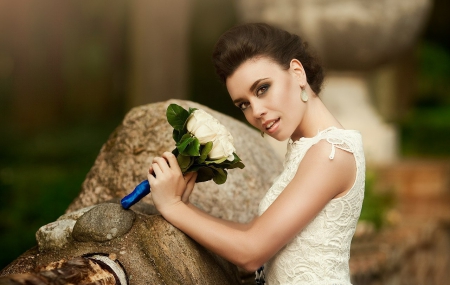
121 103 244 209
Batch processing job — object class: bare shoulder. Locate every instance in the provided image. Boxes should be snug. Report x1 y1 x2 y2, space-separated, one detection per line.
303 139 356 166
294 139 357 198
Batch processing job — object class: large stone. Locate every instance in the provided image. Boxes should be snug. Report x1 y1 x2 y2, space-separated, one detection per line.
35 206 95 252
72 203 135 242
1 204 242 285
66 99 283 223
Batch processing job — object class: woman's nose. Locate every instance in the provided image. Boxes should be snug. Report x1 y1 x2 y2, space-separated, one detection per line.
252 101 267 119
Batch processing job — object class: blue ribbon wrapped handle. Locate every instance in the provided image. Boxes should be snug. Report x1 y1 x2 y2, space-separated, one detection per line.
121 180 150 209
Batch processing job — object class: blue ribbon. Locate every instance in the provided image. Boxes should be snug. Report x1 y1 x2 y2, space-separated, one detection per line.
120 180 150 209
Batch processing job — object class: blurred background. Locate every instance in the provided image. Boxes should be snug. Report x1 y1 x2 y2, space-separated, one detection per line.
0 0 449 280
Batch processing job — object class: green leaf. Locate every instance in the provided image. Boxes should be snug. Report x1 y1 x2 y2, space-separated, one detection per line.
172 129 183 142
184 137 200 156
188 107 198 115
176 134 200 156
177 155 193 173
185 164 201 172
212 167 227 184
227 161 245 169
195 167 215 183
176 134 195 153
198 141 213 163
166 104 190 130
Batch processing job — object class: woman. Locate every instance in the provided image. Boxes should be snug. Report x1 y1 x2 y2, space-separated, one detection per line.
148 23 365 284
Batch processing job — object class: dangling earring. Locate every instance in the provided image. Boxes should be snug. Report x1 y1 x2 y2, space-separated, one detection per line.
260 131 265 137
301 87 308 102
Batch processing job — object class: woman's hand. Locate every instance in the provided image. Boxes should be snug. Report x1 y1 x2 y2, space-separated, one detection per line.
147 152 197 214
181 171 197 205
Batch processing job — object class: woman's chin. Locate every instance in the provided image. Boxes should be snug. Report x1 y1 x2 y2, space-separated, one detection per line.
268 133 289 142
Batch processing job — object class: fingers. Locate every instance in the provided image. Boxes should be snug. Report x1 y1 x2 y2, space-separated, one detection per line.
148 156 167 184
186 172 197 190
162 152 182 174
152 156 170 172
181 188 193 204
148 153 183 186
181 172 198 203
151 161 164 178
147 166 156 183
151 152 181 174
148 165 153 175
147 165 154 180
184 171 197 182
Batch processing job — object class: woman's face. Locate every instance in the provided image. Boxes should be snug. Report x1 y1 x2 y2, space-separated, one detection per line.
226 57 306 141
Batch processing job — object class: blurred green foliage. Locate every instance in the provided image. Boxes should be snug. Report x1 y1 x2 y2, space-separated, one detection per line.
399 42 450 157
359 171 395 229
0 120 120 269
400 106 450 156
416 42 450 106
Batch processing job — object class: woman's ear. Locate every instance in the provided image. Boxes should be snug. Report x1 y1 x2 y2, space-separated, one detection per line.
289 59 307 85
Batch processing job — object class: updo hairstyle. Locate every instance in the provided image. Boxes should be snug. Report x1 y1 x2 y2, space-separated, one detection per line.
212 23 324 94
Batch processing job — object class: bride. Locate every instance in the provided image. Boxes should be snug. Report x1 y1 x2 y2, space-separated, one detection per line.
148 23 365 284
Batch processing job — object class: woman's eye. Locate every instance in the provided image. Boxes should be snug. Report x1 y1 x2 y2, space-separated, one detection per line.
256 84 269 96
238 102 250 110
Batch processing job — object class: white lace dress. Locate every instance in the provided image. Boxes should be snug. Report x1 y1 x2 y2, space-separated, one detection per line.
258 127 365 285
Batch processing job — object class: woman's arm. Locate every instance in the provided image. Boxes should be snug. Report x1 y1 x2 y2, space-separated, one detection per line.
186 203 254 231
149 140 356 271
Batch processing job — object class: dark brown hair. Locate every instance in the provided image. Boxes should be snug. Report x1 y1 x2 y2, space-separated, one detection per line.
212 23 324 94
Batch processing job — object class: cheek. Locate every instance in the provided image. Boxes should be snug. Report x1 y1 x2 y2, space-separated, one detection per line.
243 112 258 128
282 87 301 112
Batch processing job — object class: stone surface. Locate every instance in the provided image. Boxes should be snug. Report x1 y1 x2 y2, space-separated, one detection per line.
236 0 432 70
36 219 77 252
1 209 242 285
66 99 283 223
56 205 95 221
36 206 95 252
72 203 135 242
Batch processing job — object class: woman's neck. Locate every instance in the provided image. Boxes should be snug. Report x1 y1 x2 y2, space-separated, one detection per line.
292 95 343 141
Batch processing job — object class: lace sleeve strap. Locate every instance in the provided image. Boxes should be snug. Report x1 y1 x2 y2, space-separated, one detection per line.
325 136 355 160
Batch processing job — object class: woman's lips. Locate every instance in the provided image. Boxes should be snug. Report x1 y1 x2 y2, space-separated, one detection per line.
264 118 280 133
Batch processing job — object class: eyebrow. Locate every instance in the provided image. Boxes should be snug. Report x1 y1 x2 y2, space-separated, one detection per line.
232 77 269 104
250 78 269 93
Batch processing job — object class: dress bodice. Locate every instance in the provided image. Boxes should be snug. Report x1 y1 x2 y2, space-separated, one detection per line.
258 127 365 285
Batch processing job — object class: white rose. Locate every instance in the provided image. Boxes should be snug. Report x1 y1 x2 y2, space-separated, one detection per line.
208 134 236 161
186 109 236 161
186 109 220 144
